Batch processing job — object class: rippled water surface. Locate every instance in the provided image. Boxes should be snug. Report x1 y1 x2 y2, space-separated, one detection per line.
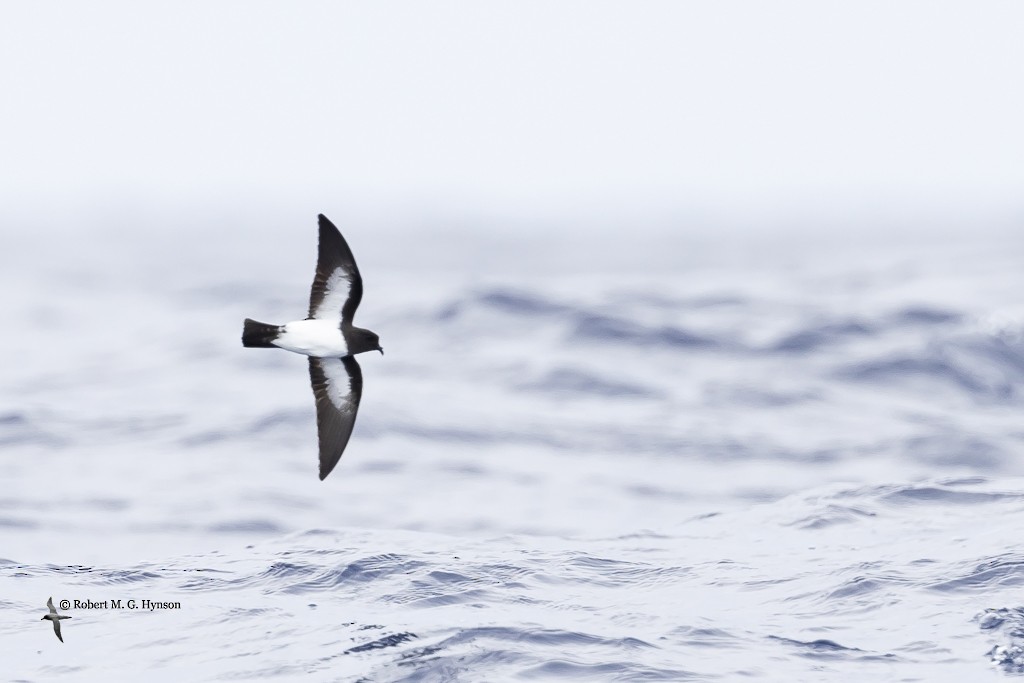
1 221 1022 681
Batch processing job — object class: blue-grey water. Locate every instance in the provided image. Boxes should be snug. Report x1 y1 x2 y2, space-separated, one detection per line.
1 219 1023 681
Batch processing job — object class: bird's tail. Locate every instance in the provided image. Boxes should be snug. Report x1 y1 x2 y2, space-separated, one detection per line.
242 318 282 348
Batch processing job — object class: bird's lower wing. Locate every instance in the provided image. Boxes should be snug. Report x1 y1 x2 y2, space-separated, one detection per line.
308 356 363 480
53 620 63 642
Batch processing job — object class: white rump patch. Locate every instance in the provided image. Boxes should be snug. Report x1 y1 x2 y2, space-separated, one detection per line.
273 319 348 357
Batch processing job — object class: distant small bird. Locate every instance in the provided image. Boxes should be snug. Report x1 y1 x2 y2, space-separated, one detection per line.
242 214 382 480
41 597 71 642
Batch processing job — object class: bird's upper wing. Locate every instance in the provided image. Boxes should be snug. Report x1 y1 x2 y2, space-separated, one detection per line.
308 214 363 324
47 597 56 614
52 619 64 642
308 356 363 481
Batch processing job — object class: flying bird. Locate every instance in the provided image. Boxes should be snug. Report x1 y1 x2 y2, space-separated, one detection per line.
41 597 71 642
242 214 382 480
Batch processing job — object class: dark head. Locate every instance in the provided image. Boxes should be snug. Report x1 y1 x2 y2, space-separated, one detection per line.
349 327 383 355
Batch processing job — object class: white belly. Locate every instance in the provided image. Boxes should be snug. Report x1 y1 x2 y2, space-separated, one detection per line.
273 319 348 357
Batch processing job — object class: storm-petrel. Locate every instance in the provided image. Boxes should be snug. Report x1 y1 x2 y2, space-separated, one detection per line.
242 214 382 480
41 597 71 642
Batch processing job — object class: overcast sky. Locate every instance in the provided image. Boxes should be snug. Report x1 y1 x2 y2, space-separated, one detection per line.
2 1 1023 230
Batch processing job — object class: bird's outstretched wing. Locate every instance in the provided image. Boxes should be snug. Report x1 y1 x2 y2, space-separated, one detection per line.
47 597 57 614
308 214 363 325
308 356 363 480
52 619 64 642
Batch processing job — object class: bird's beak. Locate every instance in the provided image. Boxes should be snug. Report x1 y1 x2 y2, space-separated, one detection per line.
378 347 384 355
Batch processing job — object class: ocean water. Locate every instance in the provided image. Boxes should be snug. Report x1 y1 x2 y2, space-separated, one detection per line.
1 217 1023 681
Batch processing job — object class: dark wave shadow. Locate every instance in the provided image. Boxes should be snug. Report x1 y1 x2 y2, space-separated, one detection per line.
836 335 1024 403
571 314 722 349
517 367 662 399
772 319 874 353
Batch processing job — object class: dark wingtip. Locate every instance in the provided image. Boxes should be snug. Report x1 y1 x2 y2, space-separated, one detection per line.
318 459 332 480
318 213 339 233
